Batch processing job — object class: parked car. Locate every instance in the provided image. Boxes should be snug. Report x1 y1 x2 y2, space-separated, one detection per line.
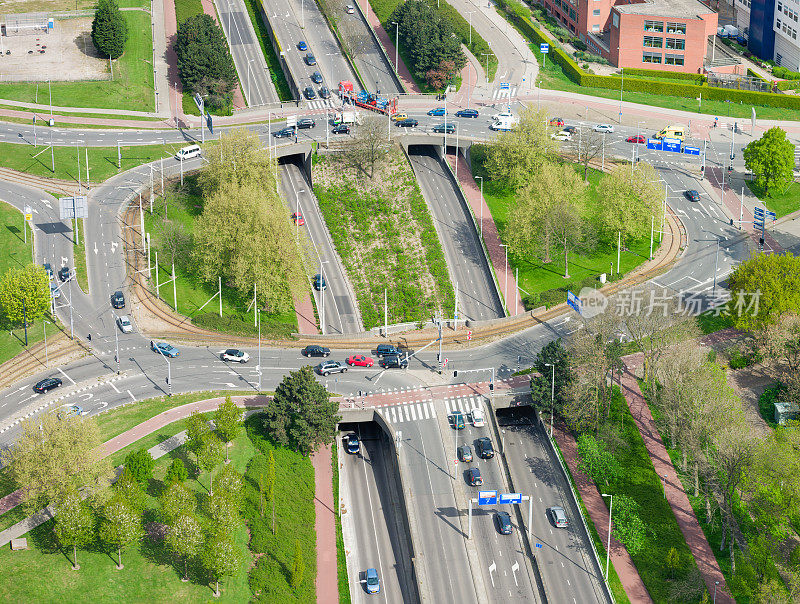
151 341 179 357
495 510 513 535
346 433 360 454
313 274 327 291
297 40 308 51
626 134 646 143
375 344 400 357
304 86 317 100
116 314 133 333
332 123 350 135
458 444 473 462
310 71 323 84
548 505 569 528
684 189 701 202
476 436 494 458
346 3 355 13
111 290 125 309
467 467 483 486
273 127 296 138
471 407 485 427
364 568 380 594
562 125 577 134
58 266 70 282
450 411 465 430
221 349 250 363
432 123 455 134
427 107 447 116
316 360 347 376
292 212 305 225
347 354 374 367
297 118 316 129
593 123 614 133
396 118 418 128
491 109 514 121
319 86 331 99
455 108 479 118
305 52 316 65
379 354 408 369
302 345 330 357
391 112 408 122
549 117 564 126
33 377 63 393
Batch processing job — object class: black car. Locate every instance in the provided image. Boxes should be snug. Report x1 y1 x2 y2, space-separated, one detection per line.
34 377 63 393
273 127 296 138
396 118 418 128
111 290 125 309
476 436 495 459
375 344 400 357
313 274 327 291
495 510 513 535
432 123 455 134
297 118 316 129
302 345 331 357
455 109 479 118
319 86 331 99
43 263 53 279
304 86 317 100
311 71 323 84
316 360 347 376
346 433 360 454
379 354 408 369
684 189 701 202
305 52 316 65
58 266 71 282
466 467 482 486
562 125 577 134
332 123 350 135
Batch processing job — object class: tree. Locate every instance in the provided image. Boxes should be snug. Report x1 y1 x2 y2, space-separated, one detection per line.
596 162 662 245
666 547 680 579
123 448 155 488
99 500 142 569
570 126 605 181
291 539 305 590
112 468 147 514
160 481 196 524
203 536 240 597
198 128 275 195
165 458 189 485
743 126 795 197
576 433 621 487
197 433 225 495
727 253 800 331
0 264 50 326
212 465 243 505
611 494 647 555
174 14 238 105
1 411 112 512
159 221 190 266
165 513 203 582
529 338 574 416
91 0 127 59
214 396 243 462
54 490 95 570
205 491 239 536
425 59 457 90
264 366 342 455
185 411 211 475
339 115 391 179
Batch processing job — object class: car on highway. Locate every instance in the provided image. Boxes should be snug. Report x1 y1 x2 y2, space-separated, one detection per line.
311 71 323 84
593 123 614 133
111 290 125 309
379 354 408 369
495 510 513 535
305 52 316 65
549 117 564 126
33 377 63 393
292 212 305 225
476 436 494 458
427 107 447 116
302 345 331 357
117 314 133 333
375 344 400 357
304 86 317 100
273 127 296 138
432 123 455 134
319 86 331 99
347 354 374 367
50 282 61 299
455 108 479 118
364 567 381 594
43 263 53 279
151 341 179 357
467 467 483 486
221 348 250 363
297 40 308 51
396 118 418 128
548 505 569 528
391 112 408 122
297 118 316 129
626 134 646 144
471 407 485 427
316 360 348 376
346 433 360 454
450 411 465 430
346 3 355 13
550 130 572 141
58 266 70 281
313 273 327 291
458 444 473 462
332 123 350 135
684 189 701 202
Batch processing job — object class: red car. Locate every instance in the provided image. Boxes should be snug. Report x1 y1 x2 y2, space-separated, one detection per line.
626 135 646 144
292 212 305 226
549 117 564 127
346 354 374 367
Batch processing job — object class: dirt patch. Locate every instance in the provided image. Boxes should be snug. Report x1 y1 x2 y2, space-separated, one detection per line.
0 17 109 82
725 363 774 436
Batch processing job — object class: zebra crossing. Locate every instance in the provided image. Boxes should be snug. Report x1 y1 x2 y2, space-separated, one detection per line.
305 99 337 110
379 395 485 424
491 87 518 100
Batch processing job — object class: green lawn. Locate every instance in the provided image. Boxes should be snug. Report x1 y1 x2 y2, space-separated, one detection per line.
470 147 657 309
73 218 88 293
174 0 203 24
0 11 154 112
745 180 800 218
144 177 298 339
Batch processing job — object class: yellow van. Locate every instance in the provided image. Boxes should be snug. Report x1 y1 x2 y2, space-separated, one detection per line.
391 112 408 122
656 125 686 141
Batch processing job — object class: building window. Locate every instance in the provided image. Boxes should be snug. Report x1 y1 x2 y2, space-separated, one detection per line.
665 54 685 65
644 20 664 32
612 12 619 27
644 36 663 47
592 23 600 31
643 51 662 63
777 18 782 28
778 0 782 11
569 7 576 19
777 54 782 66
593 8 600 15
666 38 686 49
666 22 687 34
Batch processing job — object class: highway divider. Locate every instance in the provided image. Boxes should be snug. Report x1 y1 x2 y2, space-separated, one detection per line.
257 0 302 100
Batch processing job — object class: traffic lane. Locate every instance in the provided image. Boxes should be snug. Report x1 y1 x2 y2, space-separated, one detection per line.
342 8 402 94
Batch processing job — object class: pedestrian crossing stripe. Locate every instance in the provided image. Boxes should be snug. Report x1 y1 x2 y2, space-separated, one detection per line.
491 87 518 100
379 396 485 424
305 99 336 110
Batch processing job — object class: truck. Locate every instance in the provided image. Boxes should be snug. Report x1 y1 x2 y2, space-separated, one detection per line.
338 81 397 116
332 110 361 125
489 115 518 131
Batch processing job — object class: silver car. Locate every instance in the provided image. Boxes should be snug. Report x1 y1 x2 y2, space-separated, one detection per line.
116 315 133 333
593 123 614 133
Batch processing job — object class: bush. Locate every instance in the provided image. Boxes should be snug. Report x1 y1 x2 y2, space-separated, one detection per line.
574 50 609 65
123 448 155 487
773 65 800 79
573 39 587 51
727 346 762 369
758 383 784 425
623 68 706 82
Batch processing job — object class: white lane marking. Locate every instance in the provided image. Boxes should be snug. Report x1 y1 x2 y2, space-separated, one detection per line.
57 368 76 385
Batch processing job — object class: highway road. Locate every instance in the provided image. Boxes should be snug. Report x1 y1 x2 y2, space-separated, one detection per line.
408 146 504 323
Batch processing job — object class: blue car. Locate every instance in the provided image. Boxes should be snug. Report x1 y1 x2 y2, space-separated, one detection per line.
297 40 307 51
364 568 380 594
427 107 446 116
151 341 179 358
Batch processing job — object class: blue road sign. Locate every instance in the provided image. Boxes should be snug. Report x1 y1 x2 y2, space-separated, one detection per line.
766 209 777 220
684 146 701 156
754 207 764 216
536 543 543 549
500 82 510 90
478 490 498 505
662 137 682 153
567 290 581 314
207 113 213 133
540 43 550 53
647 138 663 150
499 493 523 504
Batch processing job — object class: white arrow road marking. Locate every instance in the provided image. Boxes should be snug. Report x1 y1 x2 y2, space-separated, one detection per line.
78 393 93 402
94 242 98 255
97 402 108 409
111 242 118 253
61 257 68 267
489 561 497 588
511 561 519 586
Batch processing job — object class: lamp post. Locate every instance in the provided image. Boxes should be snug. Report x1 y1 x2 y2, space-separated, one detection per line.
618 60 624 122
713 581 719 603
391 22 399 75
499 243 509 315
257 309 262 392
601 493 613 580
43 320 50 367
636 120 645 161
481 53 491 83
153 344 172 396
468 11 475 46
545 362 555 437
475 175 484 239
111 310 120 374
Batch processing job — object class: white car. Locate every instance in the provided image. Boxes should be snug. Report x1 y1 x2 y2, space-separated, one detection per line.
593 124 614 133
345 3 355 13
221 348 250 363
116 314 133 333
551 130 572 141
471 407 486 427
491 109 514 121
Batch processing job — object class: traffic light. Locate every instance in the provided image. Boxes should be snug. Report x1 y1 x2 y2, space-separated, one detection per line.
489 382 494 392
453 370 458 378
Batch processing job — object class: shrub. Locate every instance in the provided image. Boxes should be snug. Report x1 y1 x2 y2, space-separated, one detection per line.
573 39 587 51
758 383 784 424
773 65 800 79
123 448 155 487
727 346 762 369
574 50 609 65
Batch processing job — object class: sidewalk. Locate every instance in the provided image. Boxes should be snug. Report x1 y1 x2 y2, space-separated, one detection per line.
151 0 172 118
312 444 338 604
362 3 420 93
618 356 734 604
162 0 184 127
295 294 318 335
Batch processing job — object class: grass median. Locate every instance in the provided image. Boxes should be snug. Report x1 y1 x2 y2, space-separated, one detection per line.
745 180 800 218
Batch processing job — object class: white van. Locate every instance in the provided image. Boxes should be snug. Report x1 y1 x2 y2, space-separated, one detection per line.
175 145 202 161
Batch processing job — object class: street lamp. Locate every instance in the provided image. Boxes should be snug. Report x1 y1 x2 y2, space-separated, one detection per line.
475 175 484 240
247 58 255 104
391 22 399 76
111 309 120 374
43 319 50 367
499 243 509 315
319 259 330 335
601 493 613 580
713 581 719 603
467 11 475 47
152 343 172 396
257 309 262 392
481 52 491 83
544 362 555 437
636 120 645 161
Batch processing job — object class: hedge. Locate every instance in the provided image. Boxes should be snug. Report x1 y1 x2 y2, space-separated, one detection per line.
624 67 706 83
777 80 800 90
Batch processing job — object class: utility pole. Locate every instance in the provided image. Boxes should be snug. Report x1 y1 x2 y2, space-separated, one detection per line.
22 300 28 346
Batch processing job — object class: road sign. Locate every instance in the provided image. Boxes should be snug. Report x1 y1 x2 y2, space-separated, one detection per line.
443 358 448 366
766 209 777 220
662 137 682 153
754 207 764 216
193 93 204 114
478 490 498 505
499 493 523 504
207 113 213 133
646 138 663 150
535 543 543 549
24 205 32 222
500 82 510 90
59 196 88 220
567 290 581 314
467 330 472 340
540 43 549 53
683 146 701 156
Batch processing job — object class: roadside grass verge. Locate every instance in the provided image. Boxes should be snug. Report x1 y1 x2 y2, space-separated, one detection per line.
144 177 298 339
0 11 154 112
470 145 656 309
312 146 454 328
745 180 800 218
73 218 89 292
0 103 163 122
